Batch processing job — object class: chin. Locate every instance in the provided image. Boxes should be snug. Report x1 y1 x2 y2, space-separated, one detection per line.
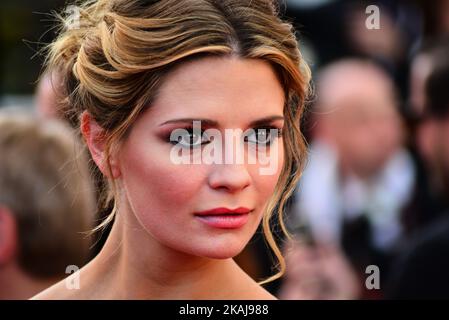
193 241 248 260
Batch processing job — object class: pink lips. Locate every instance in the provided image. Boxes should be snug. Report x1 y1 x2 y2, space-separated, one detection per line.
194 207 252 229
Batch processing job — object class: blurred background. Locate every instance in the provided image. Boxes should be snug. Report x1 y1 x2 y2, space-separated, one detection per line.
1 0 449 299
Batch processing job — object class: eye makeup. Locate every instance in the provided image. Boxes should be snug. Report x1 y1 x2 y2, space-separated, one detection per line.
164 124 283 149
157 114 285 150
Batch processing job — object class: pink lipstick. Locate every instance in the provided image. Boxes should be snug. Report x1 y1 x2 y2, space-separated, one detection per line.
194 207 252 229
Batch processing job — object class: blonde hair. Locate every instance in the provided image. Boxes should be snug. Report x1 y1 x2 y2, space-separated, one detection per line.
0 110 95 277
45 0 311 284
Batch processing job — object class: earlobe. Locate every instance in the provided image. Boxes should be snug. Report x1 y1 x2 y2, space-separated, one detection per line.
80 111 121 178
0 206 17 266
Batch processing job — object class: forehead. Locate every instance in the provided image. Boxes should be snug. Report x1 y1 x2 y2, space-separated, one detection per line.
144 56 285 125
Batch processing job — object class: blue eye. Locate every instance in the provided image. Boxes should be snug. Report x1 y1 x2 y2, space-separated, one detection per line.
244 127 282 146
171 128 210 148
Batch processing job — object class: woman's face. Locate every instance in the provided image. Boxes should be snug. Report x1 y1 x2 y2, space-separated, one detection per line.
118 56 285 259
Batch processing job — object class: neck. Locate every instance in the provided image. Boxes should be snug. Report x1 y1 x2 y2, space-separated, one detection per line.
84 203 244 299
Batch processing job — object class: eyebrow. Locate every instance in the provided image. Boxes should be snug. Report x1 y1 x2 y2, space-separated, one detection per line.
159 115 285 127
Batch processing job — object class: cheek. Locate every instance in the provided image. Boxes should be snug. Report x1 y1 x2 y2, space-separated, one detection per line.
252 143 285 206
257 174 281 208
120 142 206 218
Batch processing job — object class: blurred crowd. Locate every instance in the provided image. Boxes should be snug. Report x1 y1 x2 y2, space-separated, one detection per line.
0 0 449 299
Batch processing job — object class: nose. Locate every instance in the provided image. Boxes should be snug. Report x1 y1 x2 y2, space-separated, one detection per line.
207 163 251 193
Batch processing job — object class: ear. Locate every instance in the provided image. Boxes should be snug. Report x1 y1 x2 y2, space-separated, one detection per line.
80 111 121 178
0 206 17 266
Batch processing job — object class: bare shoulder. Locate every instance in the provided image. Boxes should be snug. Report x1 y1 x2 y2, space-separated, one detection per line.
248 284 278 300
244 278 278 300
31 273 86 300
230 268 278 300
31 281 71 300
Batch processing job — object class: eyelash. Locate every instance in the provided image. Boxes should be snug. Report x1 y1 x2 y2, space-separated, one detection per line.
244 126 284 146
168 125 283 148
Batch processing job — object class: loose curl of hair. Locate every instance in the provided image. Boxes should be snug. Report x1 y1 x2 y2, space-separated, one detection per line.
44 0 311 285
